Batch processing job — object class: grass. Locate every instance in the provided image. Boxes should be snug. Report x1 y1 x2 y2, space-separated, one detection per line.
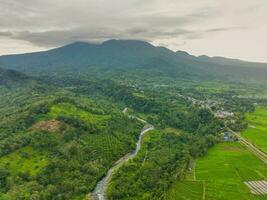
49 102 109 125
241 107 267 153
196 142 267 200
168 142 267 200
185 159 196 181
164 127 181 135
0 146 48 176
167 180 204 200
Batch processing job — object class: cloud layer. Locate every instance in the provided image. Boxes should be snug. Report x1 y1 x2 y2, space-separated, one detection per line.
0 0 267 61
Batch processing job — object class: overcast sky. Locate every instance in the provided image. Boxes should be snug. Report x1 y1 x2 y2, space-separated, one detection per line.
0 0 267 62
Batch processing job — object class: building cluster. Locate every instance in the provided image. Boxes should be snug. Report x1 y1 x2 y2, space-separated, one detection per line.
215 111 234 119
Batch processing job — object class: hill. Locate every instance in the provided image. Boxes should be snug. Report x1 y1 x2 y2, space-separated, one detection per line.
0 67 28 85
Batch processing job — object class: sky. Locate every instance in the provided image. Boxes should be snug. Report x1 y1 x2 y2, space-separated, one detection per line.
0 0 267 62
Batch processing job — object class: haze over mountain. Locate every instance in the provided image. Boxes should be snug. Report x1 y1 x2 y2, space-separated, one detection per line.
0 40 267 85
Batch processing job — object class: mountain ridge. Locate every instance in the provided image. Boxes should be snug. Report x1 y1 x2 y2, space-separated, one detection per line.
0 39 267 84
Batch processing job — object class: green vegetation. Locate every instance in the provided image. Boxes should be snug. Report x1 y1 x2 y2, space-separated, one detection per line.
107 124 221 200
0 146 47 176
49 102 110 125
169 142 267 200
0 71 252 199
167 180 204 200
2 40 267 88
196 142 267 200
0 91 142 199
242 107 267 152
108 130 190 200
1 39 267 200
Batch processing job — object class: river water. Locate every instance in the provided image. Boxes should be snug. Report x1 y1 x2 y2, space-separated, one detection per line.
92 124 154 200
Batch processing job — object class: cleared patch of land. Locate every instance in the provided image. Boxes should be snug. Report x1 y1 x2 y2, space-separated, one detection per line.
164 127 181 135
33 119 61 132
242 107 267 153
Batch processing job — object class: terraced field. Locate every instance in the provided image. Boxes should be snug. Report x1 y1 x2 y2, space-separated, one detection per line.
168 142 267 200
242 107 267 153
167 180 204 200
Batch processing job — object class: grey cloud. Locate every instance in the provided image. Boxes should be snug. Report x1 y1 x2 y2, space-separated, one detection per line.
10 27 199 47
11 29 115 47
182 27 248 40
9 25 244 47
0 0 222 47
0 0 267 62
205 27 248 33
0 31 12 37
126 28 148 35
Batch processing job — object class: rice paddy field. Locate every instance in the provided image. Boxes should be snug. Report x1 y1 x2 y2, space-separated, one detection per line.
168 180 204 200
168 142 267 200
241 107 267 153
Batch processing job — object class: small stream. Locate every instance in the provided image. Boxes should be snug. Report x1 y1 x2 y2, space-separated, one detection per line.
92 124 154 200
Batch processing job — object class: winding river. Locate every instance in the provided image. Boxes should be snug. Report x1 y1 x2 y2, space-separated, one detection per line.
92 122 154 200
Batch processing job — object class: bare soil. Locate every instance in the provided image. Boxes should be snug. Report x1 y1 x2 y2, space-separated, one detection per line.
33 119 61 132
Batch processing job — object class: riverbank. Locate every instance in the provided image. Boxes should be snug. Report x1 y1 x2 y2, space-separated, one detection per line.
90 124 154 200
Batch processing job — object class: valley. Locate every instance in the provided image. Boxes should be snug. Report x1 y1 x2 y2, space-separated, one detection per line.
0 40 267 200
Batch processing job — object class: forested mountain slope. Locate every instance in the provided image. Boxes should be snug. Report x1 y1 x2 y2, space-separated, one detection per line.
1 40 267 85
0 68 28 85
0 68 146 199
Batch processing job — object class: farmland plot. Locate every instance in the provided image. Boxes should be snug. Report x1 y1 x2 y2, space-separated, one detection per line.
196 142 267 200
242 107 267 153
168 142 267 200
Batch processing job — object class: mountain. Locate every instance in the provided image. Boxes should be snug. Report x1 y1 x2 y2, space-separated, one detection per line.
198 55 267 68
0 39 267 85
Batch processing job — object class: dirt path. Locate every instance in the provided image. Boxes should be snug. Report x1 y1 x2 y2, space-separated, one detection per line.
90 113 154 200
230 130 267 164
202 180 206 200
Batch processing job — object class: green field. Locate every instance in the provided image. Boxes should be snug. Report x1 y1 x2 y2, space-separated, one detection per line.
242 107 267 152
168 180 204 200
168 142 267 200
49 102 110 125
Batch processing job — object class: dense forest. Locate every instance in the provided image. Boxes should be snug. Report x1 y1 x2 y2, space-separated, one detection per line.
0 85 143 199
